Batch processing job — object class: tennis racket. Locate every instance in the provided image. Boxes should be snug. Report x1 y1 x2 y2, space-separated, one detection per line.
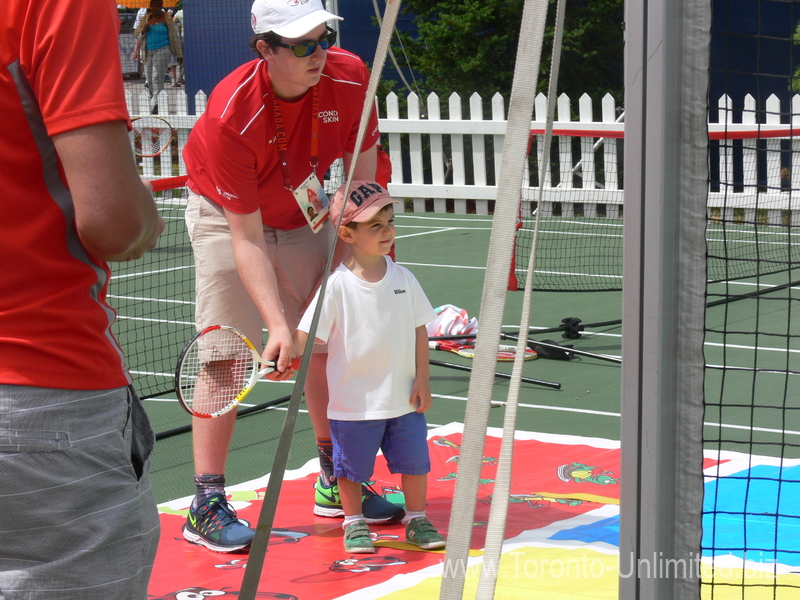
130 115 175 157
175 325 301 418
429 340 537 362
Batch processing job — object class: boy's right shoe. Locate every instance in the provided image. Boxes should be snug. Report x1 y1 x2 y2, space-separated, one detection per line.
313 476 405 523
343 519 375 553
183 493 254 553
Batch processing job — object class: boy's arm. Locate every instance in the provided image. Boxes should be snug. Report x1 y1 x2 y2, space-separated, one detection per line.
293 327 326 359
410 325 433 412
293 329 309 358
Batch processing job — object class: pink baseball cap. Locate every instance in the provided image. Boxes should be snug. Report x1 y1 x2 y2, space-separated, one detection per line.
330 181 398 225
251 0 342 37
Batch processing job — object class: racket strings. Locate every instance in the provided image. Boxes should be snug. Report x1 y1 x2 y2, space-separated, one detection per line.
179 329 253 417
131 117 174 157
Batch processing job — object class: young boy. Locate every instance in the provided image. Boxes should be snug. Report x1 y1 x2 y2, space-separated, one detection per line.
295 181 446 553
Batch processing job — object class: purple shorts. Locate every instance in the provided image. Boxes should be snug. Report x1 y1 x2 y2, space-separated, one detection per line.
330 411 430 483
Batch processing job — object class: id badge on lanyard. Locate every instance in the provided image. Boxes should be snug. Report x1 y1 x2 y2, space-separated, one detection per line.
293 172 329 233
272 83 329 233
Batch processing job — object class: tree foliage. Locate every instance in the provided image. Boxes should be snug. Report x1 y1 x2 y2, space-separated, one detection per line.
391 0 624 104
793 22 800 93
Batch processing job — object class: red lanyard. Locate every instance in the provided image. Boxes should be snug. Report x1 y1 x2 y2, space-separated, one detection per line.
271 84 319 192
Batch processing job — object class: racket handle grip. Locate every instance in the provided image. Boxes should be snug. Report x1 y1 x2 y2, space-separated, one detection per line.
149 175 189 192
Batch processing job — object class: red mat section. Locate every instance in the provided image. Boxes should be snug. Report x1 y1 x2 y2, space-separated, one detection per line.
149 426 625 599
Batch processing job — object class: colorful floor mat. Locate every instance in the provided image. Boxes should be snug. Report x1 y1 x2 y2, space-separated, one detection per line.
149 424 800 599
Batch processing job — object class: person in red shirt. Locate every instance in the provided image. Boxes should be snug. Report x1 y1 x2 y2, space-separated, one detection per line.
0 0 164 597
181 0 403 553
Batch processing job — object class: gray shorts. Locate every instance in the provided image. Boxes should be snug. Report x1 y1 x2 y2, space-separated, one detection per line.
0 385 160 600
185 190 333 351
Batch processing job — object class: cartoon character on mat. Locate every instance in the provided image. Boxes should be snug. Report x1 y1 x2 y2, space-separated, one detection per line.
432 437 497 465
476 492 584 510
151 588 297 599
509 493 585 508
214 558 248 571
330 556 407 573
437 471 495 485
557 462 620 485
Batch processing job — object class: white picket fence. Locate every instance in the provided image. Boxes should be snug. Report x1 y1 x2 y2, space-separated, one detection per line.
128 88 800 224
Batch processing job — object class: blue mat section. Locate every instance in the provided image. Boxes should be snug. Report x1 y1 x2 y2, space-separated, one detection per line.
549 516 620 546
703 464 800 566
548 464 800 567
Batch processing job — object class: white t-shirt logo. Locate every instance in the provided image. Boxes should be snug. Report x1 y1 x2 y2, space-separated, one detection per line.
319 110 340 124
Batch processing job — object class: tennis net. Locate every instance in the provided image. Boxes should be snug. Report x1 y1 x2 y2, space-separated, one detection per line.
701 1 800 596
513 129 800 292
108 185 195 400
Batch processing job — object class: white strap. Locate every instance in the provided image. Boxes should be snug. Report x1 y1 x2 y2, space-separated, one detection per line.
438 1 550 598
474 0 567 597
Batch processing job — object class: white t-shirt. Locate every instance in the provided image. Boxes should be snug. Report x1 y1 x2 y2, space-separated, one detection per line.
298 257 436 421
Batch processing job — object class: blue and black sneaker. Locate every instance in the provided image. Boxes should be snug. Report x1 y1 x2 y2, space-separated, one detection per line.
313 476 405 524
183 493 254 553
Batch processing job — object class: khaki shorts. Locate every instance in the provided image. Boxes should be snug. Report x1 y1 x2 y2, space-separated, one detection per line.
185 190 333 351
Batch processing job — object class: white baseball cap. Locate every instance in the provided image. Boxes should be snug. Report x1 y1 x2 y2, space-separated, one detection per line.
251 0 342 38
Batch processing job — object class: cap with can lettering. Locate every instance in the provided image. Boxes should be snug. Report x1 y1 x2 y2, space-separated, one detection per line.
251 0 342 37
330 181 398 225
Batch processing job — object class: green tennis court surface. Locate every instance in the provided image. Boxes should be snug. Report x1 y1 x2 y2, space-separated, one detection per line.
108 207 800 505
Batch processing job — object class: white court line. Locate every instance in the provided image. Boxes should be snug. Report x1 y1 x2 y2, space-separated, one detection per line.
108 294 194 305
395 227 460 239
538 230 623 239
518 269 622 280
117 316 195 325
397 258 622 279
429 394 800 437
396 224 489 231
718 280 800 292
399 260 486 271
398 259 623 281
110 264 192 280
705 341 800 355
397 214 494 223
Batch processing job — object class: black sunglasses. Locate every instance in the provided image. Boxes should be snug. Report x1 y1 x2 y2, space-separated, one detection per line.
273 28 337 58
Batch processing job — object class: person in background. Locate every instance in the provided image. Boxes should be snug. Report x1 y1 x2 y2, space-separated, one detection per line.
179 0 403 554
0 0 165 597
171 0 185 86
133 0 182 113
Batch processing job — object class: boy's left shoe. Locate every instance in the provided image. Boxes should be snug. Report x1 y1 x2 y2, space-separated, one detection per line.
405 516 446 550
343 519 375 553
313 476 405 523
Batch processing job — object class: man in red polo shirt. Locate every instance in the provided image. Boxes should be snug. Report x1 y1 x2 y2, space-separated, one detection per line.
181 0 403 553
1 0 164 597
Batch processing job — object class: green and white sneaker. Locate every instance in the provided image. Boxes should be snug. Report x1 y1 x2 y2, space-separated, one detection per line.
313 476 405 524
405 516 446 550
183 493 254 553
343 520 375 553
